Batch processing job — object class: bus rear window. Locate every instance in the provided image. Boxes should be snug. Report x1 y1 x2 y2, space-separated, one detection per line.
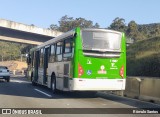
82 30 122 51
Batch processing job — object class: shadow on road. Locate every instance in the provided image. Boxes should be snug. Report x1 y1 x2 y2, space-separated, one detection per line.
0 77 98 99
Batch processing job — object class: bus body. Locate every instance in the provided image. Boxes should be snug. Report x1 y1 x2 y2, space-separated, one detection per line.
27 27 126 92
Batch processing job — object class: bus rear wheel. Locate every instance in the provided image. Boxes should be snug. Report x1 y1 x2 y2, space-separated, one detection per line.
51 74 57 93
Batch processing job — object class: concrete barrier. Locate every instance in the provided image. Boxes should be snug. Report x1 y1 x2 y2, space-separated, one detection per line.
124 77 160 104
105 77 160 104
139 78 160 104
124 77 141 99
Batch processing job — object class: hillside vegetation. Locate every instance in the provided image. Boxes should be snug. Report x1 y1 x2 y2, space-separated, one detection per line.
127 37 160 77
0 61 27 71
138 23 160 39
0 41 34 61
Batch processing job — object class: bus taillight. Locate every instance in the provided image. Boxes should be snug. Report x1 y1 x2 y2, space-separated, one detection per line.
120 66 124 78
78 63 84 78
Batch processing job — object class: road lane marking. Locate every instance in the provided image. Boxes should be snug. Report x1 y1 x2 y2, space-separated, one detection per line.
34 88 52 97
11 80 30 83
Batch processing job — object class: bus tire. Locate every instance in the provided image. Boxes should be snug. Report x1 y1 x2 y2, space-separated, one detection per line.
51 74 57 93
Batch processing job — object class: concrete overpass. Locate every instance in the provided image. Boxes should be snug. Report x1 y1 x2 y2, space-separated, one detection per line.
0 19 63 45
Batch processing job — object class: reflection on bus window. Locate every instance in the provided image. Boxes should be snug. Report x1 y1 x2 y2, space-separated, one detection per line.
40 48 44 67
63 38 73 61
56 42 63 62
49 44 55 63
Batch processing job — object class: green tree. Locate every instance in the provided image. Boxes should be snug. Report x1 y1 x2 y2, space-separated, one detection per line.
109 17 126 32
50 15 100 32
150 24 160 37
127 21 139 39
0 42 19 61
93 23 100 28
50 24 59 30
127 21 147 40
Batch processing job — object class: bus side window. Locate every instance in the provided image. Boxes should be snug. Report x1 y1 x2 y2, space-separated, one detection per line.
40 48 44 68
31 52 34 67
37 50 40 67
49 44 55 63
48 45 51 62
56 42 63 62
63 38 73 61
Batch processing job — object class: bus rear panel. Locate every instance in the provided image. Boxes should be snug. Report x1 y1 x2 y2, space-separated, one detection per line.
70 28 126 91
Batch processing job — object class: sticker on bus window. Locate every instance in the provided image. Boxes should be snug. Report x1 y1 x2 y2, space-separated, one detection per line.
97 65 107 74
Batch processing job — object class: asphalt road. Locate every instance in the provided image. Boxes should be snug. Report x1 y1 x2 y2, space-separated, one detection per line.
0 76 160 117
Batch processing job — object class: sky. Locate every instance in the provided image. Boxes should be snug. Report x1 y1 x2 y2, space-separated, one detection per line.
0 0 160 29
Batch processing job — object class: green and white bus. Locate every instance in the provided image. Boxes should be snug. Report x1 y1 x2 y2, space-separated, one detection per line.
27 27 126 93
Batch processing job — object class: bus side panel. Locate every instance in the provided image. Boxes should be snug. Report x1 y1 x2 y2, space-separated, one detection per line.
122 33 126 78
47 62 70 91
73 27 81 78
38 68 44 84
47 62 58 88
55 62 64 90
64 63 69 88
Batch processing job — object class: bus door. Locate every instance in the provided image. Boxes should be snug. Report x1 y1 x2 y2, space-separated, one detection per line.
43 47 49 84
34 50 39 82
38 48 44 84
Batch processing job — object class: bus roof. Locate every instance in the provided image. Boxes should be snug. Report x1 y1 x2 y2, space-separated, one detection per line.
37 29 75 49
82 28 122 35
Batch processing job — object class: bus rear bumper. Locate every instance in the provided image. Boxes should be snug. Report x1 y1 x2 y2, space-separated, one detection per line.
70 78 126 91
